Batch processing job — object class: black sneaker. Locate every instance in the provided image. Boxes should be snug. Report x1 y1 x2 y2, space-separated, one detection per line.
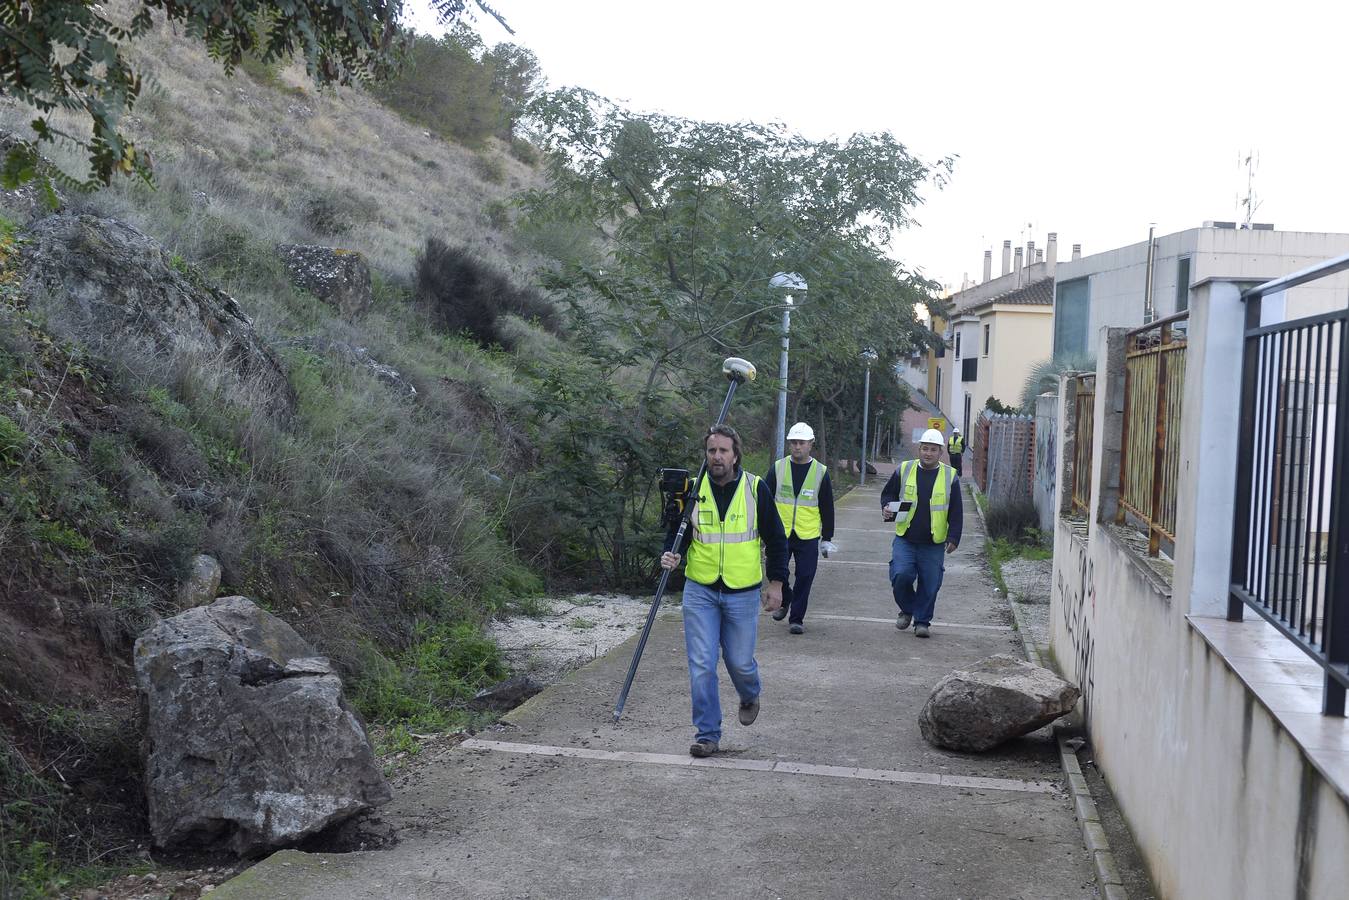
771 606 789 621
789 623 804 635
689 740 720 757
738 697 760 726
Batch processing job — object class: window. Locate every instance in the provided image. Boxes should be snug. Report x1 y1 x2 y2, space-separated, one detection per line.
1176 256 1191 313
954 332 961 359
982 324 991 356
961 358 978 382
963 394 972 432
1054 277 1091 358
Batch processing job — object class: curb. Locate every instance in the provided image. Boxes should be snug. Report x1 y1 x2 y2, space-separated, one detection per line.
969 483 1128 900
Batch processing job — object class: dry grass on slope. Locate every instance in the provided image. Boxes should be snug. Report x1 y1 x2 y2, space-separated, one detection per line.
0 0 543 283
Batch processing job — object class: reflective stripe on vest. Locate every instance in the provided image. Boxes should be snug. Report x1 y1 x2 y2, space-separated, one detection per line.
686 471 763 589
948 436 964 454
894 460 954 544
773 457 823 540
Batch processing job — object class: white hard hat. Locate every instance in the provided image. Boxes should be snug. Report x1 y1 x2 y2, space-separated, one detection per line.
920 428 945 446
953 426 961 433
786 422 815 441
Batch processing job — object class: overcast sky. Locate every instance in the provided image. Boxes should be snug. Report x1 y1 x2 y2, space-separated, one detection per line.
405 0 1349 294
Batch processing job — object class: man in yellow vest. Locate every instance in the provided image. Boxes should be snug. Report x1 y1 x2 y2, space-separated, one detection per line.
660 425 788 758
879 429 963 638
947 426 965 477
765 422 835 635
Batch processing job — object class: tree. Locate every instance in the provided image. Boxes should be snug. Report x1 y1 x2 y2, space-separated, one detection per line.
518 88 951 580
0 1 507 189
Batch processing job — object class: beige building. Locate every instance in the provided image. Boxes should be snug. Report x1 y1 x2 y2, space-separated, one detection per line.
940 234 1064 431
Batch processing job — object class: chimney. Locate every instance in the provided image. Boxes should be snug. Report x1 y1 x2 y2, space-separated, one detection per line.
1026 240 1036 269
1071 243 1082 261
1036 249 1044 263
1046 232 1058 272
982 250 993 283
1013 247 1024 286
1001 240 1012 275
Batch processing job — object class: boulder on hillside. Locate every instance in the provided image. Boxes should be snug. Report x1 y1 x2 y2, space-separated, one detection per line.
175 553 222 608
134 596 390 855
276 244 372 319
18 214 293 417
918 654 1079 752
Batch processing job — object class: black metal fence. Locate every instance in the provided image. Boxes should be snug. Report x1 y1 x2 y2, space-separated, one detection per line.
1229 256 1349 716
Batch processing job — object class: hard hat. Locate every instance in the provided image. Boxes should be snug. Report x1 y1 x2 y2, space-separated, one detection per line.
953 426 961 433
920 428 945 445
786 422 815 441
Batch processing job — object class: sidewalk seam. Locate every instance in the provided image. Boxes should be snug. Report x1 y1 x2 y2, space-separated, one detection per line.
970 483 1128 900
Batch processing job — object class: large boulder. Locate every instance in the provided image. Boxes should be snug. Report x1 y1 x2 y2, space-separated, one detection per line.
276 244 372 319
18 214 293 418
134 596 390 855
918 654 1079 752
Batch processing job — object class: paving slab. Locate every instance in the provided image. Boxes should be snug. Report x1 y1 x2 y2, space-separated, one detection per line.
216 465 1100 899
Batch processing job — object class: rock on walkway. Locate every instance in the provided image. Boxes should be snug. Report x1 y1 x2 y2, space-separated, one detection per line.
215 464 1100 898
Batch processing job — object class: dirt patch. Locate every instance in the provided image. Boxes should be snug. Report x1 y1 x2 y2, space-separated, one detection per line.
488 593 653 684
1001 556 1053 656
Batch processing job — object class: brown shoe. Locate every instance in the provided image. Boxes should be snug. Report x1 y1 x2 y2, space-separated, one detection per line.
689 740 719 758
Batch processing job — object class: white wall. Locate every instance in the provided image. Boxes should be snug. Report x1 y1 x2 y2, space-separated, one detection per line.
1048 282 1349 899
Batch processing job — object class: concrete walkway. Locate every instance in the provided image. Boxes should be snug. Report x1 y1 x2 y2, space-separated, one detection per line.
217 466 1100 899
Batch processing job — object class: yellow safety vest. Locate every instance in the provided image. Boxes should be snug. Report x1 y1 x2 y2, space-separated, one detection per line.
686 471 763 589
894 460 955 544
773 457 824 540
948 435 964 454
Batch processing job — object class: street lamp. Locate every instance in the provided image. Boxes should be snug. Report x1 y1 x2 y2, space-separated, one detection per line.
860 348 878 485
769 272 807 458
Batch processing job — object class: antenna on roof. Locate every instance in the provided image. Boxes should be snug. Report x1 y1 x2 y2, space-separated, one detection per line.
1237 149 1262 229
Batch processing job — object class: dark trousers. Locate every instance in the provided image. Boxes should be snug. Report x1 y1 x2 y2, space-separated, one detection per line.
783 536 820 624
950 453 963 477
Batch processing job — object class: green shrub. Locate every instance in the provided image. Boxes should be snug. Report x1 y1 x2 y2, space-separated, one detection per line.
0 413 25 466
472 153 506 185
984 499 1039 543
350 622 508 731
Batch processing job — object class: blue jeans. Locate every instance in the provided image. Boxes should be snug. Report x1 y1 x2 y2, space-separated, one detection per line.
889 536 946 626
682 580 762 744
783 536 819 625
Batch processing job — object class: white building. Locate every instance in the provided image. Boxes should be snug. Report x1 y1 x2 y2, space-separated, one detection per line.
1053 223 1349 359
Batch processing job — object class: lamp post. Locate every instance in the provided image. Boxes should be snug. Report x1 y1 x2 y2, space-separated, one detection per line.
769 272 807 458
860 348 878 485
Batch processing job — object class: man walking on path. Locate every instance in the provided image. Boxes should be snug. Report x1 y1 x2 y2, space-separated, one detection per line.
661 425 787 758
947 426 964 477
880 429 962 638
765 422 835 635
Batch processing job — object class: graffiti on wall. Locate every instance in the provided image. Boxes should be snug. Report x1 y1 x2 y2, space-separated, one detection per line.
1055 537 1096 725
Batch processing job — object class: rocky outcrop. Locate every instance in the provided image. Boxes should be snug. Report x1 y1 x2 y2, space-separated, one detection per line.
134 596 390 855
918 654 1079 752
18 214 293 417
276 244 372 319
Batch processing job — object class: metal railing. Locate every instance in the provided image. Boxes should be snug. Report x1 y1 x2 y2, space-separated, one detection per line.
1071 373 1095 517
1229 253 1349 716
1118 312 1189 556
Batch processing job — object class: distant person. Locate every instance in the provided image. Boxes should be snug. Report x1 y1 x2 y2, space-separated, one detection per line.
765 422 836 635
947 426 964 477
880 429 962 638
661 425 788 758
